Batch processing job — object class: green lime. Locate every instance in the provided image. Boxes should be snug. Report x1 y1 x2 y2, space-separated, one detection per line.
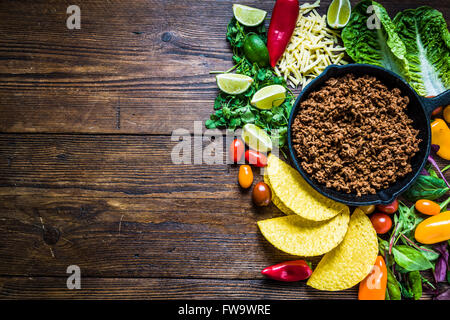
233 4 267 27
251 85 286 110
327 0 351 29
243 34 269 67
242 124 272 153
216 73 253 95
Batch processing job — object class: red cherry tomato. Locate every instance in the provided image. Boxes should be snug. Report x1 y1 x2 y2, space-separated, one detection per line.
376 199 398 214
252 182 271 206
245 150 267 167
370 213 392 234
426 96 442 117
432 106 443 117
229 138 245 163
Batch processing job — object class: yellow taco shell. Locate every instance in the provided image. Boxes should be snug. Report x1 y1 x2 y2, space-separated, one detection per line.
257 206 350 257
264 172 294 215
307 208 378 291
266 154 347 221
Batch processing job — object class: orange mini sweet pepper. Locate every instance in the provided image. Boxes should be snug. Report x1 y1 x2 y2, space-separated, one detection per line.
358 256 387 300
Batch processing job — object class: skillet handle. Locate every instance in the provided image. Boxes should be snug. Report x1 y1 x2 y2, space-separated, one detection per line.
420 90 450 117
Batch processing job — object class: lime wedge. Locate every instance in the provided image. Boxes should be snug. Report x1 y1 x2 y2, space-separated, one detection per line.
327 0 351 29
251 85 286 110
242 124 272 153
216 73 253 95
233 4 267 27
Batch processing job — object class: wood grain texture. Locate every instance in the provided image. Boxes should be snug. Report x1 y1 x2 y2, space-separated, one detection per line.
0 0 448 134
0 134 448 299
0 134 296 279
0 277 359 300
0 0 449 300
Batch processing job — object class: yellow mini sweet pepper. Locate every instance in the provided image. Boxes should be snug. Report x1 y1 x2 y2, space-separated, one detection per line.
431 118 450 160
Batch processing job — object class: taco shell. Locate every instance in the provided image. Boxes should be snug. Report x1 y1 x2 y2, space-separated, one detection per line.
307 208 378 291
267 154 347 221
264 172 294 215
257 206 350 257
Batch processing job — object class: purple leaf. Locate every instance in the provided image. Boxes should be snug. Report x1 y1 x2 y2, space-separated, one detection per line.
434 258 448 282
420 168 430 176
433 242 449 283
434 289 450 300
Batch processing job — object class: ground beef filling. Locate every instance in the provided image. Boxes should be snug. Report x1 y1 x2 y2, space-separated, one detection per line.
291 74 421 196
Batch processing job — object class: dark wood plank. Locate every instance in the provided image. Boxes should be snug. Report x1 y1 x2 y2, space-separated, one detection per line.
0 276 443 300
0 277 359 300
0 0 448 134
0 134 299 279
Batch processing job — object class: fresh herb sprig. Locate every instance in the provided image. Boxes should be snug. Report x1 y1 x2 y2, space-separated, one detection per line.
206 18 294 150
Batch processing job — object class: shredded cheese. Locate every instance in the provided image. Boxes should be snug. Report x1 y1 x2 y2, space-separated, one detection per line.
274 0 348 88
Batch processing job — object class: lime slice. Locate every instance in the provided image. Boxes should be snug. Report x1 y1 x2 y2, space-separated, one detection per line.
233 4 267 27
216 73 253 95
327 0 351 29
251 85 286 110
242 124 272 153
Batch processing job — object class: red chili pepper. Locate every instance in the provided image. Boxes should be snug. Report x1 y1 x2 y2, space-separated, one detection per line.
267 0 299 68
245 150 267 167
261 260 312 282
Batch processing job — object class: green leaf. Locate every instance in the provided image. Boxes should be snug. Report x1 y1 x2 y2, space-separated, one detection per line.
342 1 409 79
205 119 216 129
257 69 266 81
241 109 256 123
403 175 450 202
222 106 231 119
399 282 414 299
406 271 422 300
392 245 434 271
397 203 423 239
393 6 450 96
386 267 402 300
418 245 440 261
428 167 439 178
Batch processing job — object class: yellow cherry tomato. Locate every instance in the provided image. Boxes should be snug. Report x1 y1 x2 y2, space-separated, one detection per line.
415 199 441 216
238 165 253 189
359 205 375 215
415 211 450 244
444 105 450 123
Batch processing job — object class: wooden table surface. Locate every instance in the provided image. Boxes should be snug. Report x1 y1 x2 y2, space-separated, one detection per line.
0 0 449 300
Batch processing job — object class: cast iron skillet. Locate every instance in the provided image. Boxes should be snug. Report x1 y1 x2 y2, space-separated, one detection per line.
287 64 450 206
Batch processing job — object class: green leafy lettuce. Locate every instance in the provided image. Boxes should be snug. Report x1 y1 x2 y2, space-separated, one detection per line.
393 7 450 96
342 1 450 96
342 0 409 79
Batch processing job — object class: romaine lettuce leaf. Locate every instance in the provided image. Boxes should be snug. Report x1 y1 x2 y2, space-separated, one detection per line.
342 0 409 79
393 7 450 96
